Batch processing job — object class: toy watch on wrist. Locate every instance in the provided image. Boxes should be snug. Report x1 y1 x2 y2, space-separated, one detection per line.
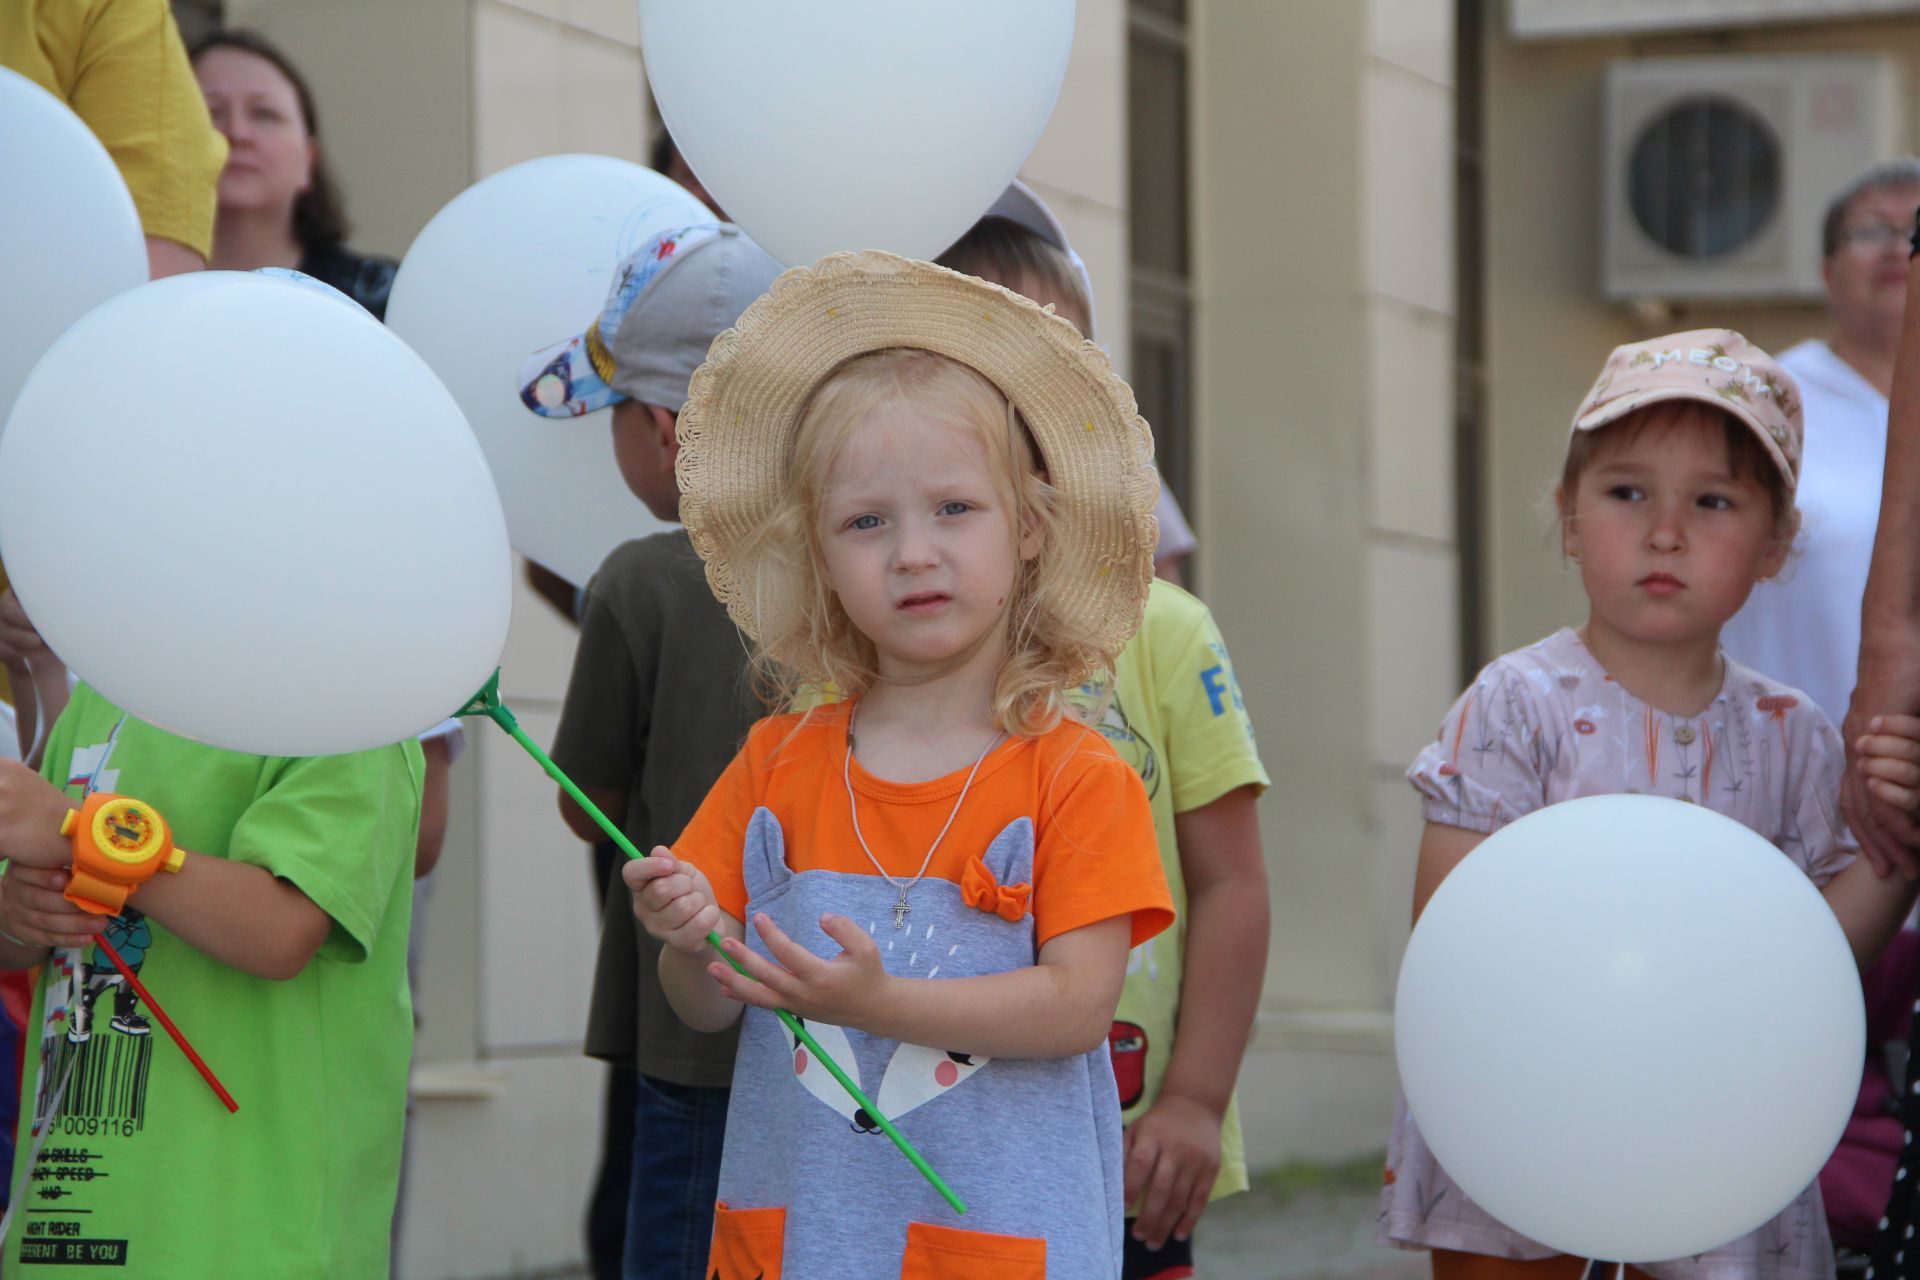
59 794 185 916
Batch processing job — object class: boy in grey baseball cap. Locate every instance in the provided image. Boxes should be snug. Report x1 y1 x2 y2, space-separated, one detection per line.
528 220 781 1280
519 221 782 521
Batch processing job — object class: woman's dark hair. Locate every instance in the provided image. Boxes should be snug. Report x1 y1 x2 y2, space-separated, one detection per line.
189 28 349 255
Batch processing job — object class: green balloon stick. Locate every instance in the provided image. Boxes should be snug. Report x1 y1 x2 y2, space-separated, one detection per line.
457 672 966 1214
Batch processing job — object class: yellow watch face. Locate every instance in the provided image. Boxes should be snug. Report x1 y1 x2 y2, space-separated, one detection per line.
89 801 161 867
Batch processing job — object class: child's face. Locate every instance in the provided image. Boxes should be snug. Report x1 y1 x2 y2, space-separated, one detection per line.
815 403 1033 682
1560 402 1788 654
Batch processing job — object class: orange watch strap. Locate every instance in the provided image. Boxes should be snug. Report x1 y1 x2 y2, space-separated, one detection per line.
63 867 131 917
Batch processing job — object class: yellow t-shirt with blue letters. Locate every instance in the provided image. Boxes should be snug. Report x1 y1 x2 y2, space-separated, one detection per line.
1070 579 1270 1200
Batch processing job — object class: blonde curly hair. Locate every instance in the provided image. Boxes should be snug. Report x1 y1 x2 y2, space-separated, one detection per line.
734 348 1115 737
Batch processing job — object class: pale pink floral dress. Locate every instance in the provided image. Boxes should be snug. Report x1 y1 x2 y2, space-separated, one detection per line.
1379 628 1856 1280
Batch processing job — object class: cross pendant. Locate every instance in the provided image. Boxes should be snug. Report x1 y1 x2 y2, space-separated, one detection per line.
891 890 911 930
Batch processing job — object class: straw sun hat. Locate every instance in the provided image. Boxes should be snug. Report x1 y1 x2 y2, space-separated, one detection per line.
675 250 1159 664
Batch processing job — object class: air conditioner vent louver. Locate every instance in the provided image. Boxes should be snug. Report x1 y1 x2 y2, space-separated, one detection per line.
1627 96 1780 260
1603 54 1900 301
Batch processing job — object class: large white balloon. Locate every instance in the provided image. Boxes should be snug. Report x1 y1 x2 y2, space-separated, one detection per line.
640 0 1075 266
1395 794 1861 1263
0 68 146 421
0 272 512 757
388 156 711 587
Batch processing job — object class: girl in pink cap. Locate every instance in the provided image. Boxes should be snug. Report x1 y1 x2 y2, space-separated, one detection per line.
1378 329 1920 1280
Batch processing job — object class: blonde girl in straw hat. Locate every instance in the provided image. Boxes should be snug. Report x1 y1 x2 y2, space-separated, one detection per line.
626 251 1176 1279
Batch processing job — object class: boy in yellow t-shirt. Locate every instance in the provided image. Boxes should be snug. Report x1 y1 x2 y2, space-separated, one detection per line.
941 192 1272 1280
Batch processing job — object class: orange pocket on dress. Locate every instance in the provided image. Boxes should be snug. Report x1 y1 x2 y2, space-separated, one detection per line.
899 1220 1046 1280
707 1201 786 1280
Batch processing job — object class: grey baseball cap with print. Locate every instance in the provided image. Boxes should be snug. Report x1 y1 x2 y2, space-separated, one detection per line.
518 222 783 418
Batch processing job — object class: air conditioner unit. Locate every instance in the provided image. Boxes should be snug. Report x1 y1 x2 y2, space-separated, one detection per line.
1602 54 1902 301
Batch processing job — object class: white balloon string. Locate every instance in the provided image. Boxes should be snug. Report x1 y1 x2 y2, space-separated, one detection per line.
20 655 68 769
0 1049 76 1245
21 663 48 768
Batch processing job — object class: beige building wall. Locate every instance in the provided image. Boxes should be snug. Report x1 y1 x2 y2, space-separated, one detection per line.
1190 1 1459 1161
1483 12 1920 658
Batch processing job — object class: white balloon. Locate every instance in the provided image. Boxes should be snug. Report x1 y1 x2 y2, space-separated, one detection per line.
0 272 513 757
1395 794 1862 1263
640 0 1075 266
0 68 146 422
388 156 712 587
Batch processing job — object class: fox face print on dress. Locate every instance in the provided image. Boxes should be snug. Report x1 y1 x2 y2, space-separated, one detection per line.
785 1018 989 1132
712 807 1131 1277
732 808 1033 1132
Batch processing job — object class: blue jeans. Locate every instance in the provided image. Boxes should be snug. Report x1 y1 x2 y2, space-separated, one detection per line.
622 1073 730 1280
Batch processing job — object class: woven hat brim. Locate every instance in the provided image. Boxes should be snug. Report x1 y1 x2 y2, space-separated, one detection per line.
676 251 1158 662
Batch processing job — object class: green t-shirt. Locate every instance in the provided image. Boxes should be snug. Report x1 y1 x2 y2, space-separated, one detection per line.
1069 580 1270 1200
6 684 422 1278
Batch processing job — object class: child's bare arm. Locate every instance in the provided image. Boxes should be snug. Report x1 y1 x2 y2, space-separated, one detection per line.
710 911 1132 1058
558 784 625 846
1413 821 1487 924
0 760 333 980
1835 714 1920 967
1125 785 1268 1250
1822 854 1920 969
415 734 454 879
625 851 747 1032
132 858 333 980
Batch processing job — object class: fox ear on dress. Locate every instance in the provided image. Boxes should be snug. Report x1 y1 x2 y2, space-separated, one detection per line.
974 817 1035 891
741 809 795 900
874 1043 990 1122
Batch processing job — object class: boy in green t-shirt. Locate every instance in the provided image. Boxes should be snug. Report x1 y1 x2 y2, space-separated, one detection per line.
941 192 1273 1280
0 683 421 1277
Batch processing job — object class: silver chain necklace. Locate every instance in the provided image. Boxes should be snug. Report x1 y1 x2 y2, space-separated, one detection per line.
843 706 1003 930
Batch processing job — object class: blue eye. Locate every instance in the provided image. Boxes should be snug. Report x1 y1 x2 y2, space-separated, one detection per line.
849 514 882 531
938 501 972 517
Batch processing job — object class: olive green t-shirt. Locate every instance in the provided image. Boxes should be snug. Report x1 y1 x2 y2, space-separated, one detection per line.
553 531 759 1087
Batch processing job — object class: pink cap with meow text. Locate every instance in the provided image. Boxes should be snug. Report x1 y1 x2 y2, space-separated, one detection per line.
1571 328 1803 496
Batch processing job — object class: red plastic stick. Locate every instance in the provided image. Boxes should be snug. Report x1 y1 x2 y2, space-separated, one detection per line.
94 934 238 1113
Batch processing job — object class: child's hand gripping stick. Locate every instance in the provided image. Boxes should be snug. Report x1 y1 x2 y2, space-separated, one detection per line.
457 673 968 1213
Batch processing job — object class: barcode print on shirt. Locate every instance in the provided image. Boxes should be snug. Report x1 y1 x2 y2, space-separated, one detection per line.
59 1034 153 1129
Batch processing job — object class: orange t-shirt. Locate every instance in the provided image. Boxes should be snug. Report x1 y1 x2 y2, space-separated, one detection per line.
675 702 1173 949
